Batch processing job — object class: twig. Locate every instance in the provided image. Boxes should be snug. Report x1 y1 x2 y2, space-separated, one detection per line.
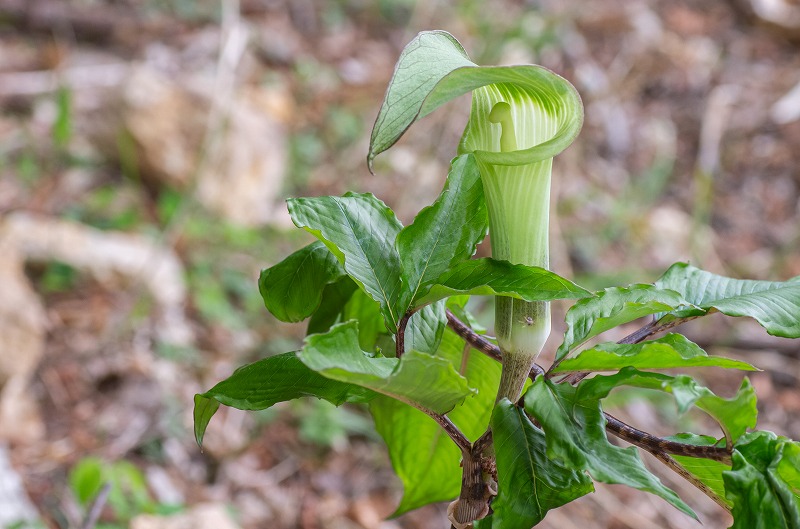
80 482 111 529
617 318 666 344
620 315 701 344
394 311 471 456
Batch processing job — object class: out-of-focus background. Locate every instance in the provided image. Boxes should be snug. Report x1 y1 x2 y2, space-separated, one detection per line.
1 0 799 527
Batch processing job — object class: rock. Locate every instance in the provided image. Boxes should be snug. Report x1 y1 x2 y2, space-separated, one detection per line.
122 67 208 189
131 503 241 529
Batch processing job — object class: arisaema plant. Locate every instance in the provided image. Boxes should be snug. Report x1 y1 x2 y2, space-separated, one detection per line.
195 31 800 529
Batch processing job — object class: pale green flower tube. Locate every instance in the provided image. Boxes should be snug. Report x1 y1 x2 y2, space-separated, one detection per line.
459 78 582 403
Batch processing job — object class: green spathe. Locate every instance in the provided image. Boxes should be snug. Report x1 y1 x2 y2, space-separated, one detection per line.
458 67 583 401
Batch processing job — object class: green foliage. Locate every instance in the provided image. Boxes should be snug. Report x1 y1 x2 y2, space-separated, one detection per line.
371 396 463 515
414 257 591 308
298 321 474 414
53 86 72 149
38 261 79 293
553 333 757 373
490 400 594 528
69 457 176 524
259 241 347 323
368 31 583 170
555 284 686 361
194 30 800 529
524 375 696 518
724 432 800 528
669 433 732 506
569 368 757 443
656 262 800 338
395 154 488 309
288 193 404 328
194 351 372 446
372 325 504 514
296 399 376 448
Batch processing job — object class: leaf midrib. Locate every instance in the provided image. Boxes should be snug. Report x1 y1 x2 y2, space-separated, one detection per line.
335 198 399 328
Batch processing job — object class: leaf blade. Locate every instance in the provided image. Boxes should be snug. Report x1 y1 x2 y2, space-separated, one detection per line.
193 352 371 446
491 400 594 528
554 334 757 373
298 321 474 414
668 434 732 507
524 376 696 519
287 193 404 328
404 301 447 355
258 241 347 322
415 258 592 308
656 262 800 338
573 368 758 444
370 397 462 516
396 154 488 310
724 432 800 529
370 323 502 517
555 284 687 361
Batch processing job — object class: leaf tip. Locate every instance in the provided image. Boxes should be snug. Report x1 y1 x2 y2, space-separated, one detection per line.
193 393 220 449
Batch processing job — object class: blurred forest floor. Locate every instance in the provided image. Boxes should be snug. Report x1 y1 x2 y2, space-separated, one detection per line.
1 0 800 528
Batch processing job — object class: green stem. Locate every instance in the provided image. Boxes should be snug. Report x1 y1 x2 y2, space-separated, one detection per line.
483 102 552 402
494 297 549 402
